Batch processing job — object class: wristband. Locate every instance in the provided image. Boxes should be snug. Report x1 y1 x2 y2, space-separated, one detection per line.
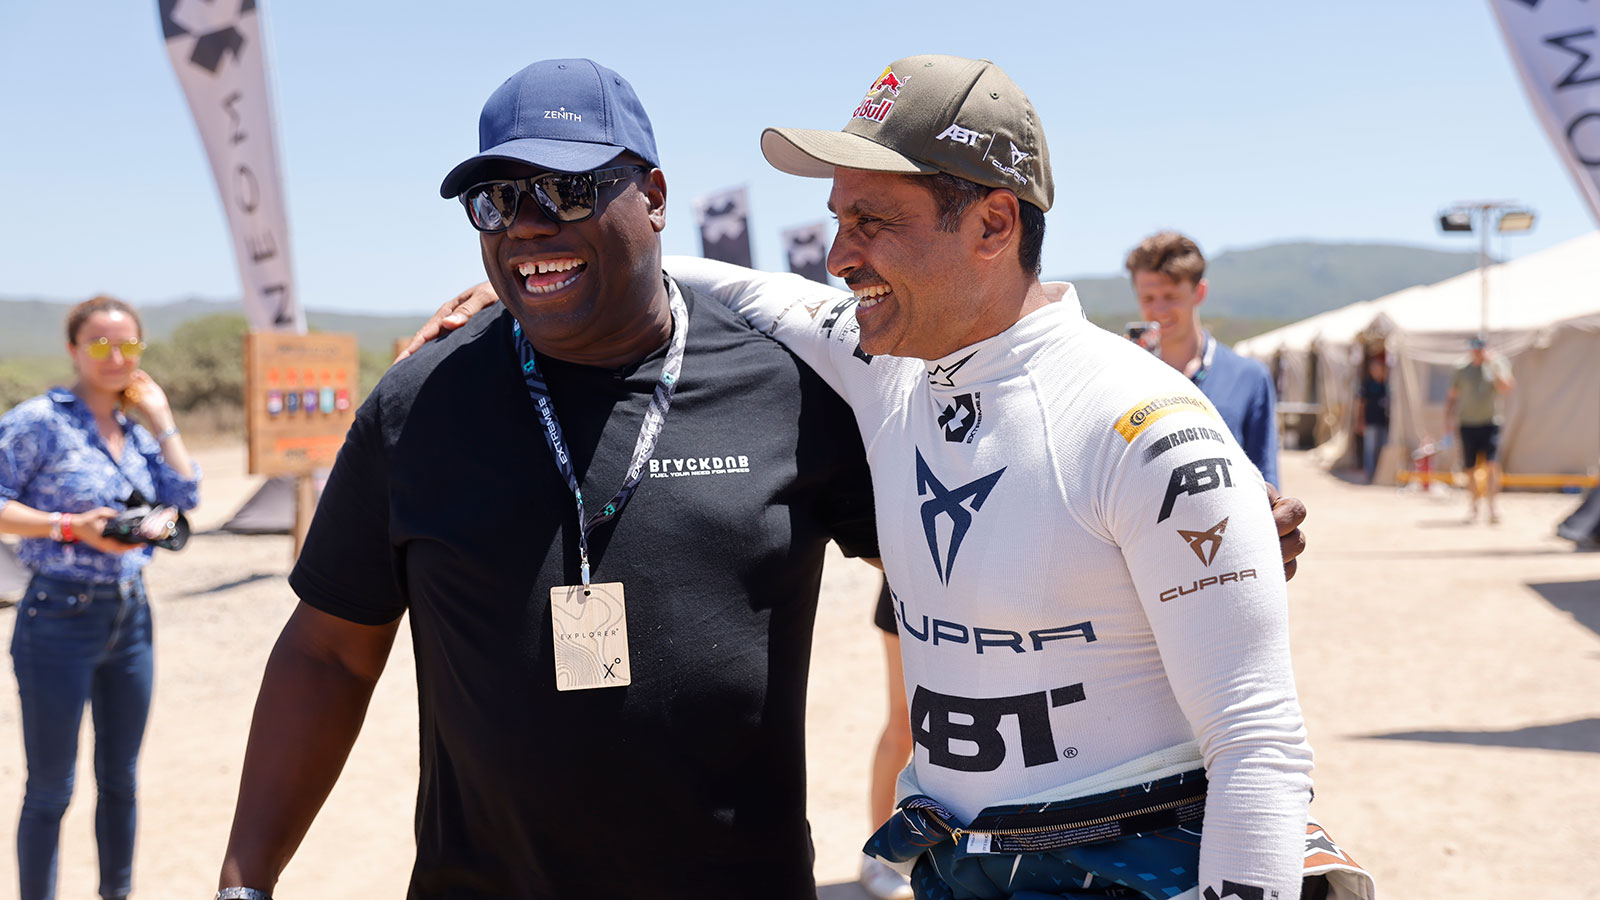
58 514 77 544
216 889 272 900
156 426 180 442
49 512 63 543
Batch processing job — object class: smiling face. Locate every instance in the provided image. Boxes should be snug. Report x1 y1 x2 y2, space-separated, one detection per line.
825 169 983 360
1132 270 1207 348
68 310 142 394
476 159 668 364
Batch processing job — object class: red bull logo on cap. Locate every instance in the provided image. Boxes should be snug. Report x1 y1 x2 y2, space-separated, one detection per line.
853 97 894 122
853 66 904 123
869 66 904 96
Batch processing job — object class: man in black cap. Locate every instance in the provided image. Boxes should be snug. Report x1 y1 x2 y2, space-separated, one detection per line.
214 58 880 900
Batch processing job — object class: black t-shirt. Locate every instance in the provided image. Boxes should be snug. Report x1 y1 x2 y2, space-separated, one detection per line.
290 282 878 899
872 576 896 635
1360 375 1389 427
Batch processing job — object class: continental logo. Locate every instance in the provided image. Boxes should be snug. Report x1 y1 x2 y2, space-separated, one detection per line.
1113 394 1216 443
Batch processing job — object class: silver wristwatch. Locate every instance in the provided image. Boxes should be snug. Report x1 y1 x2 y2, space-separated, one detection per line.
216 888 272 900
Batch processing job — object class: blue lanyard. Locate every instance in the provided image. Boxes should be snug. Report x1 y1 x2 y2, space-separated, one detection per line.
512 282 689 586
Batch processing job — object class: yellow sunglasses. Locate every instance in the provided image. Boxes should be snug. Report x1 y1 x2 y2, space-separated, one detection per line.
82 337 146 361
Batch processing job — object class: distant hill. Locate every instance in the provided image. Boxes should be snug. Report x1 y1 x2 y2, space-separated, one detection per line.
1 240 1481 359
1056 241 1482 322
0 297 426 359
1085 313 1296 349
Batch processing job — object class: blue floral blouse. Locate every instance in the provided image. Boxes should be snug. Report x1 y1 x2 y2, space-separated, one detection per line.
0 388 202 583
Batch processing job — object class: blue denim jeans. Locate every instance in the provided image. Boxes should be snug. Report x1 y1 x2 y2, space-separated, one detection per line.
1362 424 1388 483
10 573 153 900
866 769 1208 899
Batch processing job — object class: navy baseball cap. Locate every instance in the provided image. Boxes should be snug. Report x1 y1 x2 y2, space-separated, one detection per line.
439 59 659 198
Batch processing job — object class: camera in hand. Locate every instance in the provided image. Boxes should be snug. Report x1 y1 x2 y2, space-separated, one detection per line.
103 489 190 551
1125 320 1160 353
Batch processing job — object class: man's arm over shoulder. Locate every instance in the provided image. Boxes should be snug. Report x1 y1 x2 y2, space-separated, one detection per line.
665 255 871 400
807 375 879 560
1097 396 1312 899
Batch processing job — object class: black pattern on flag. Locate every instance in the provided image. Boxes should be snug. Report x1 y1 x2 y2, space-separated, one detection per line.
782 222 831 284
158 0 303 332
694 187 753 267
1490 1 1600 223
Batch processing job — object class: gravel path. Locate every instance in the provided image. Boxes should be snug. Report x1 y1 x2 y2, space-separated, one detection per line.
1 447 1595 898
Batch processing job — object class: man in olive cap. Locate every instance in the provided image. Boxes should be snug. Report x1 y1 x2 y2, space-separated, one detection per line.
678 54 1324 900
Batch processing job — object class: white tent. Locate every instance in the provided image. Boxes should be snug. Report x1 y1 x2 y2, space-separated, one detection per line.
1235 296 1393 452
1362 232 1600 480
1235 232 1600 482
1236 316 1322 409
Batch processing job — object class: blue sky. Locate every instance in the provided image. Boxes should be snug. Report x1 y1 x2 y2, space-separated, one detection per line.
1 1 1593 315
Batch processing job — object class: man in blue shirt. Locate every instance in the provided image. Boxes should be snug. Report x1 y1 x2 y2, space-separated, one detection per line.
1126 231 1280 488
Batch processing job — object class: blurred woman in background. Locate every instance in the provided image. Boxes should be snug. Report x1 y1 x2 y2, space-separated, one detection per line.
0 295 200 900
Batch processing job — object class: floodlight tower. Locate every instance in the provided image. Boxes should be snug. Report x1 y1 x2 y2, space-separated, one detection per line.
1437 201 1537 339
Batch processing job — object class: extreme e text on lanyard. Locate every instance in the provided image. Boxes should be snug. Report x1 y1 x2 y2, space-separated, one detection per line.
511 280 689 588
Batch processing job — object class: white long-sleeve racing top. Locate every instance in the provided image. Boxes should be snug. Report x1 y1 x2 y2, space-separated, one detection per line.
669 257 1314 900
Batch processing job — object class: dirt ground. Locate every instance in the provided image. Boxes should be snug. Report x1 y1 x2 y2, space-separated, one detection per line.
0 445 1595 898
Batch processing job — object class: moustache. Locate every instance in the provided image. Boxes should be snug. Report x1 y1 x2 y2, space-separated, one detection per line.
843 268 884 289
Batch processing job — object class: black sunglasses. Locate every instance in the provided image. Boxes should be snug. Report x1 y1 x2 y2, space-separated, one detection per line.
459 165 645 232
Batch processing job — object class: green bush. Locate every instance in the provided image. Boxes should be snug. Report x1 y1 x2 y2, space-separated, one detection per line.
358 348 391 399
3 314 389 435
139 313 250 413
0 357 71 415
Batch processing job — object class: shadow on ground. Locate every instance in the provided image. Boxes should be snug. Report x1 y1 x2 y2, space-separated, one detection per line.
818 881 872 900
172 572 282 599
1412 518 1478 529
1322 547 1575 560
1527 579 1600 639
1363 717 1600 754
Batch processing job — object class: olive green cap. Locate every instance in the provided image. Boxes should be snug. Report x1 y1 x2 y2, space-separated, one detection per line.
761 55 1053 212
